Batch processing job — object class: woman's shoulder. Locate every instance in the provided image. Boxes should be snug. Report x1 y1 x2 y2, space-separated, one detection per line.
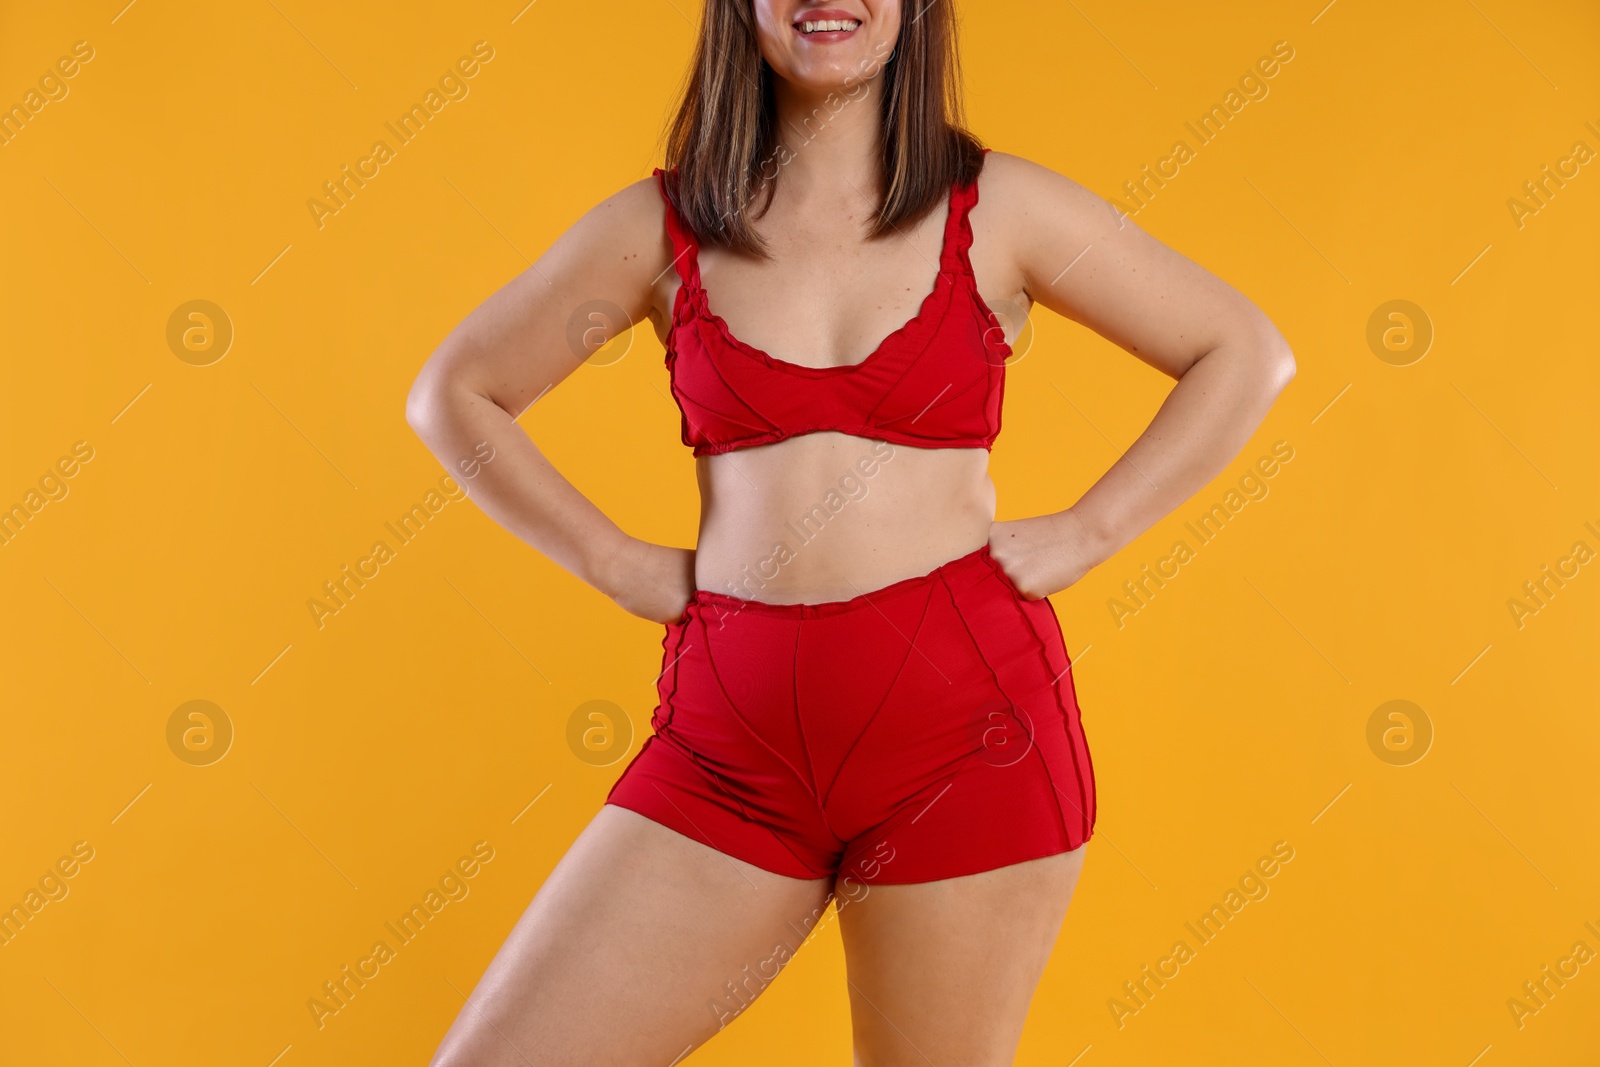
528 173 680 313
582 172 671 229
548 173 677 267
975 148 1129 234
977 149 1093 204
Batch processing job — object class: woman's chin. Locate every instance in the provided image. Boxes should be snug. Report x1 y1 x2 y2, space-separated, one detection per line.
771 63 875 98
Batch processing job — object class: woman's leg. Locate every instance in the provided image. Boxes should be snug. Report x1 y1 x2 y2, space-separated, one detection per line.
837 846 1089 1066
430 805 835 1066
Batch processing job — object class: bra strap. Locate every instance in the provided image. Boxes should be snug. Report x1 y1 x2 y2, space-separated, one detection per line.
652 167 703 290
940 147 989 278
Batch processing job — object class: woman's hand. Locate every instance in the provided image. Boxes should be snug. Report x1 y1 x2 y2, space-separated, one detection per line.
988 510 1106 600
601 536 698 624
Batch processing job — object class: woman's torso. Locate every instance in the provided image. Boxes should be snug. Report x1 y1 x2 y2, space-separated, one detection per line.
647 163 1027 605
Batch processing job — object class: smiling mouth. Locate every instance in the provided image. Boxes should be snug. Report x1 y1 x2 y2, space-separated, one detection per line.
794 17 861 35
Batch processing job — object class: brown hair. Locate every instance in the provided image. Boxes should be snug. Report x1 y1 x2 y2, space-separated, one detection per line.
660 0 986 257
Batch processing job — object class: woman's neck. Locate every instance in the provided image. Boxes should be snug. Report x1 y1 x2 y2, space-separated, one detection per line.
768 72 887 202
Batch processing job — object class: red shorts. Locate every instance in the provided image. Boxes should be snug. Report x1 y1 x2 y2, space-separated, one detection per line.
605 544 1097 885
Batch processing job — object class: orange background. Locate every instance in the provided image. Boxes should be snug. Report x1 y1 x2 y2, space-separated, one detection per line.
2 1 1597 1064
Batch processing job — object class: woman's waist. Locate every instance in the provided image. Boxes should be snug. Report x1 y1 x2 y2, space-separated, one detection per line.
692 507 995 606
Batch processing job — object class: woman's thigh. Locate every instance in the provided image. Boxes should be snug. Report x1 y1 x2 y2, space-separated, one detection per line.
837 846 1088 1067
429 805 835 1067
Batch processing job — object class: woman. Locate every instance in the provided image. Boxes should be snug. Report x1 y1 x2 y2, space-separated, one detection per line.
410 2 1294 1063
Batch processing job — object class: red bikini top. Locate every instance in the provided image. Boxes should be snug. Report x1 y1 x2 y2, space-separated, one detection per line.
652 150 1010 457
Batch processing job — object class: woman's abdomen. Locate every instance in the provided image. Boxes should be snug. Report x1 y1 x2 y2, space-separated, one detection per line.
692 431 996 604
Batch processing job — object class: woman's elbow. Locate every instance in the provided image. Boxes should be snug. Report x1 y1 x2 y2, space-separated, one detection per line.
1266 341 1296 394
405 366 440 432
405 382 439 435
1249 319 1296 395
405 348 463 434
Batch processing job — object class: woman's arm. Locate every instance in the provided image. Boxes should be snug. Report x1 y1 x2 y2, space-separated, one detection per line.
405 177 695 624
982 151 1297 597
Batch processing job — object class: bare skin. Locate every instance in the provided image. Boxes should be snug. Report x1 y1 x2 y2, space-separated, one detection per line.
429 807 836 1066
839 847 1089 1065
410 1 1293 1061
427 808 1086 1067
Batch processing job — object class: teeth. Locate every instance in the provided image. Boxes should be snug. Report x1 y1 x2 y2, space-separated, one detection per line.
799 19 859 33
